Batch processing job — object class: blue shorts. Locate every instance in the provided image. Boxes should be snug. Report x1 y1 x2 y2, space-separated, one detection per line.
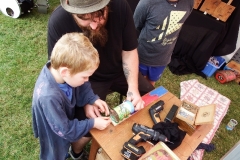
139 64 166 81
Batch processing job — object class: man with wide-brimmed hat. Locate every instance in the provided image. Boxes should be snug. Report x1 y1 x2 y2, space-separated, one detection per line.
47 0 154 159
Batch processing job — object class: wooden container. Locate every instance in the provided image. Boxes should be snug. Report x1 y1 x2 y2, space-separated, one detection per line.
174 117 198 136
175 100 216 126
174 101 215 135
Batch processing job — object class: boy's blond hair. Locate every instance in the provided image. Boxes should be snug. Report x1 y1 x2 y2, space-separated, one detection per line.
51 33 99 75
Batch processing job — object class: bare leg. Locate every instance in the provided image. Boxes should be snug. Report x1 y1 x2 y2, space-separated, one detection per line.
71 137 92 154
149 80 155 86
144 76 156 87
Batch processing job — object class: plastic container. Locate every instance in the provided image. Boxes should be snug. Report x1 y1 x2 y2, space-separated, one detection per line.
202 56 225 77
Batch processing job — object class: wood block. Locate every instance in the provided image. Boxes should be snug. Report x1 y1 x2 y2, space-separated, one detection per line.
226 60 240 84
176 100 198 125
174 117 197 136
194 0 203 9
211 2 235 22
195 104 215 125
199 0 221 15
226 60 240 75
139 142 180 160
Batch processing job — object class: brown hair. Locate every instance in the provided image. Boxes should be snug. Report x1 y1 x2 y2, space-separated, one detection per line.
50 33 99 75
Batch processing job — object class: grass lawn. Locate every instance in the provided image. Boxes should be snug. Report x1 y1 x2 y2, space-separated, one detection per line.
0 1 239 159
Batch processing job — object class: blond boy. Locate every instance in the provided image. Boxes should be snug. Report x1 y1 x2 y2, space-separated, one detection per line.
32 33 111 160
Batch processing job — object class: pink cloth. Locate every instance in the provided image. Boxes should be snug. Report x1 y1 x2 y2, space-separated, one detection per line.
180 79 231 160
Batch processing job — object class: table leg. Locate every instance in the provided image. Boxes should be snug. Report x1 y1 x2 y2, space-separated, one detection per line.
89 138 100 160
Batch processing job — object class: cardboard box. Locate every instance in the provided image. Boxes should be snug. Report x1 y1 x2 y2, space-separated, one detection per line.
176 100 216 125
139 141 180 160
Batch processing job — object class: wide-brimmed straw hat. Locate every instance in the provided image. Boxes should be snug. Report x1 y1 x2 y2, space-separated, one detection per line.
60 0 110 14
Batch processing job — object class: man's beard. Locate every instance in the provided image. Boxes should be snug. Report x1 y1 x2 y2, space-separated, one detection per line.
81 25 108 47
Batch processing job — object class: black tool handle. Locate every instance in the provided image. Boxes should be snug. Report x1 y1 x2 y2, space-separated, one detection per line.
149 109 159 124
164 104 178 122
149 100 164 124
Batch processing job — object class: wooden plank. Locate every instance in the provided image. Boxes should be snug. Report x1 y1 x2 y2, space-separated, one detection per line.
199 0 221 15
211 1 235 22
89 138 100 160
89 91 175 160
194 0 203 9
226 60 240 84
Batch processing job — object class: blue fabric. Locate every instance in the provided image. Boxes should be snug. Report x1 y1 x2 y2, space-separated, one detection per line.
32 62 98 160
58 83 72 101
139 64 166 81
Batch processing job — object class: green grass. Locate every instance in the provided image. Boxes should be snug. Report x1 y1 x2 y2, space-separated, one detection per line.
0 1 239 159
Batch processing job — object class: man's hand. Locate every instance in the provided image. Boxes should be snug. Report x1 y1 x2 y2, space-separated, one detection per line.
125 89 145 111
122 49 145 111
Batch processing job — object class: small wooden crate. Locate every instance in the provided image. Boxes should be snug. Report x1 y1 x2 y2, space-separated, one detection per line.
174 100 215 135
174 117 198 136
176 100 216 125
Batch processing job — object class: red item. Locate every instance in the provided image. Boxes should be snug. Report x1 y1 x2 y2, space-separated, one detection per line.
215 70 236 83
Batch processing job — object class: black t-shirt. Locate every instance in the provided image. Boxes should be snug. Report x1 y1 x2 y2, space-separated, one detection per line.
47 0 138 81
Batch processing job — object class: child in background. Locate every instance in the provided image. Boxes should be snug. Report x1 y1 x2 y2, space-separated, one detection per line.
32 33 111 160
134 0 194 86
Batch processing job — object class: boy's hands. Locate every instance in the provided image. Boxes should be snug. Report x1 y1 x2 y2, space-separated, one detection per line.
84 104 100 118
94 99 110 116
84 99 110 118
93 117 112 130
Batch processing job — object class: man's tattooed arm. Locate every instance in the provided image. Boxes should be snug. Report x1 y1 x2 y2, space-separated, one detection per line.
123 62 130 80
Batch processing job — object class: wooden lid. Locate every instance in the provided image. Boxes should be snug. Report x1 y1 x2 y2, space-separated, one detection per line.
195 104 216 125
